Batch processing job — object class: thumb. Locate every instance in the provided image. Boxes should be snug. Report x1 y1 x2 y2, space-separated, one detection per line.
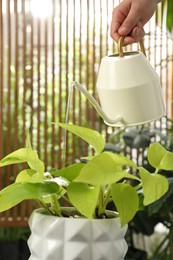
118 13 140 35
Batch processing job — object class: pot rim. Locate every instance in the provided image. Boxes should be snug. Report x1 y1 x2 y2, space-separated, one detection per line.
32 207 120 221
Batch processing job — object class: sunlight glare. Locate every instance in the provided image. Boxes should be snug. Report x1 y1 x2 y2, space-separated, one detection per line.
31 0 52 18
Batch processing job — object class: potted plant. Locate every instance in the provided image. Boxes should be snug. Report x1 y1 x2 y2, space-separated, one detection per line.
0 123 172 260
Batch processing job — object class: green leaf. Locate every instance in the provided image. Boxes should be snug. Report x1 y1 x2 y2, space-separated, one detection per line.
147 177 173 215
166 0 173 33
57 123 105 154
50 163 85 181
139 167 169 205
0 182 60 212
111 183 139 226
105 152 137 168
67 183 100 219
159 151 173 171
0 148 34 166
148 142 166 169
15 169 44 183
148 142 173 171
24 148 44 174
75 152 140 185
0 148 44 174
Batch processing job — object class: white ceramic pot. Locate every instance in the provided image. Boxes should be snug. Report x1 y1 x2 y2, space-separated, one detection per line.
28 208 128 260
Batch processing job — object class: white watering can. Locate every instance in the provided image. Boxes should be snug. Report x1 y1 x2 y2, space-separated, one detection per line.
72 37 166 127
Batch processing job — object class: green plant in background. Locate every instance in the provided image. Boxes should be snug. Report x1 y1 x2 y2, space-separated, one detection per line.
106 118 173 259
166 0 173 33
0 227 30 242
0 123 171 227
159 0 173 33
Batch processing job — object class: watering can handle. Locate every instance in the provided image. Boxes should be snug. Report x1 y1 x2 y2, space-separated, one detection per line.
118 36 146 57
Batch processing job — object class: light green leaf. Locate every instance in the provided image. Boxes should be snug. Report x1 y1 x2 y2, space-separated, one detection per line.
75 152 140 185
148 142 165 168
105 152 137 168
28 159 44 175
111 183 139 226
0 182 60 212
50 163 85 181
148 142 173 171
15 169 44 183
43 185 66 204
139 167 169 205
148 143 167 170
25 148 44 174
57 123 105 154
67 183 100 219
158 151 173 171
0 148 44 174
81 156 95 161
0 148 34 166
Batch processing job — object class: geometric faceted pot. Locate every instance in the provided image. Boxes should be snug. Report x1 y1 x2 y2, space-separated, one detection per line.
28 208 128 260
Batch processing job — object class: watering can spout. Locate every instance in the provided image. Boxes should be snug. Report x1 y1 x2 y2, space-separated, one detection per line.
71 81 125 126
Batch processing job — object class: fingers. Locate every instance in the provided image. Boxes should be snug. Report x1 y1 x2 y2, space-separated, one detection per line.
111 16 145 45
118 13 140 37
111 26 145 45
123 26 145 45
131 26 145 42
110 6 126 42
110 0 145 44
110 25 121 43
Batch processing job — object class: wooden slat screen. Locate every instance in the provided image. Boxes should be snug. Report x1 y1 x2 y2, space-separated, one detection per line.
0 0 172 226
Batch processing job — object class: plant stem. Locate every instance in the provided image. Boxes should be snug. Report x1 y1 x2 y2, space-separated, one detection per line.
36 200 53 215
97 185 112 216
103 185 112 211
97 186 105 216
154 168 159 174
50 195 62 216
61 194 72 205
134 183 142 191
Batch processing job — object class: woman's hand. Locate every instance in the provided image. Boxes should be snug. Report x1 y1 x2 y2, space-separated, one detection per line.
110 0 161 44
